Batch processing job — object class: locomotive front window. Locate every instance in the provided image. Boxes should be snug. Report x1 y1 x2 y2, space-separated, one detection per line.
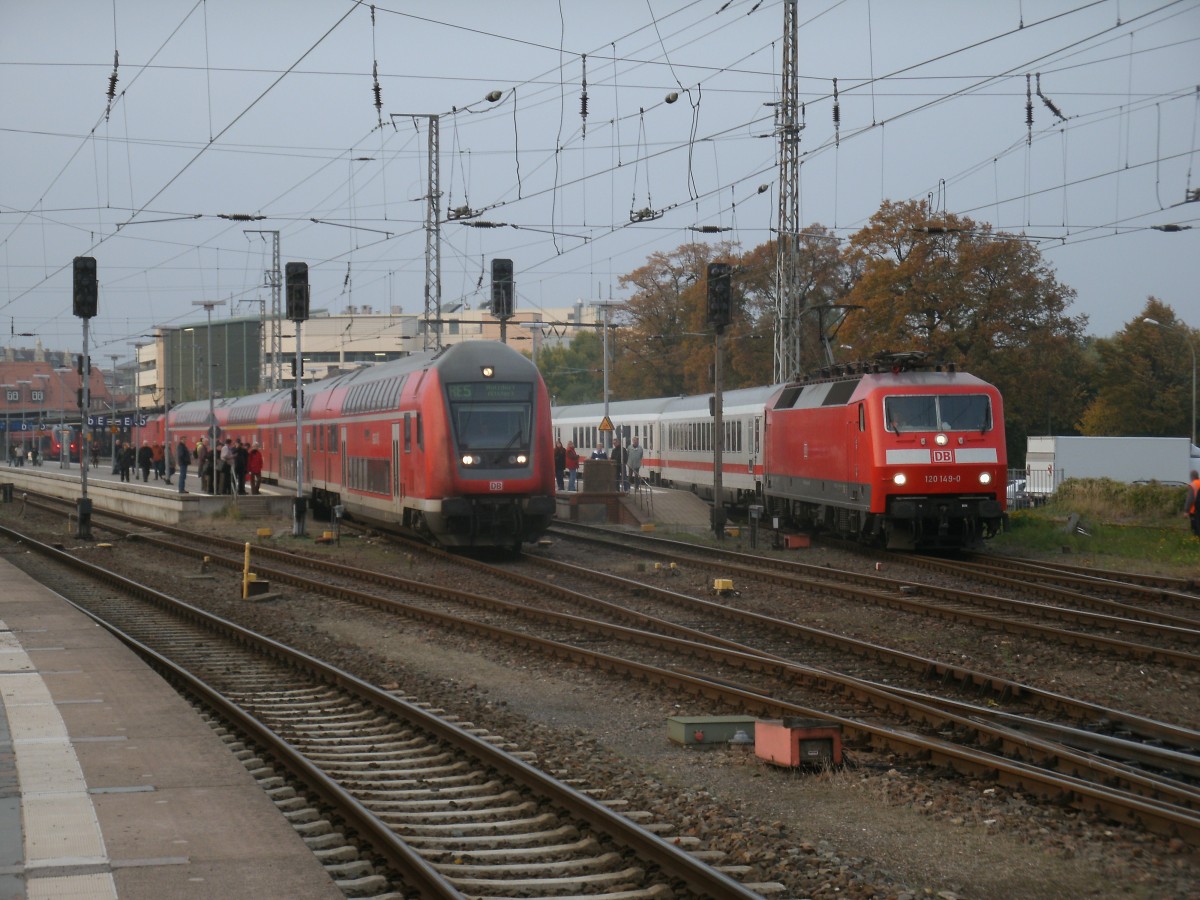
446 382 534 460
937 394 992 432
885 396 938 433
885 394 992 433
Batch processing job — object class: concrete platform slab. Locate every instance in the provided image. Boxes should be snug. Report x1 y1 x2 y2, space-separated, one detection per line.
0 556 342 899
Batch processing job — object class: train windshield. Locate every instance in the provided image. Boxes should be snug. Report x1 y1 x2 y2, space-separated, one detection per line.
885 394 991 433
446 382 533 450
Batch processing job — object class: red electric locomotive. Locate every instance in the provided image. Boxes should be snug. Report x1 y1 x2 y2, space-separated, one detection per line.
164 340 556 550
764 353 1006 549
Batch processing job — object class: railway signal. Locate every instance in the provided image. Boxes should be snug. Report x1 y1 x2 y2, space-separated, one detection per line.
490 258 514 319
73 256 98 319
285 261 310 322
706 262 732 333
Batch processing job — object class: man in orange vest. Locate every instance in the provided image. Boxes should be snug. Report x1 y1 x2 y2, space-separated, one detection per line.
1186 470 1200 537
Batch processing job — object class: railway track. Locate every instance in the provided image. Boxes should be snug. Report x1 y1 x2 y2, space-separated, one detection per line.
0 519 771 899
547 522 1200 667
11 494 1200 845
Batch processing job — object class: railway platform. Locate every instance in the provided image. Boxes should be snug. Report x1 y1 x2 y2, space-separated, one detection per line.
555 480 715 532
0 554 342 899
0 462 292 525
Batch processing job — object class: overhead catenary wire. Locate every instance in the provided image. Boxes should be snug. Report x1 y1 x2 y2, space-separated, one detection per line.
2 1 1195 346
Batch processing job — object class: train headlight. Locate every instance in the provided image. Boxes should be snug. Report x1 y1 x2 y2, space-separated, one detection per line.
514 453 528 464
935 433 948 446
462 454 477 466
480 366 495 378
893 472 907 486
979 472 992 485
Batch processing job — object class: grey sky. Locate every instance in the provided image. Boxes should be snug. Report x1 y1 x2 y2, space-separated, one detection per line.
2 0 1197 368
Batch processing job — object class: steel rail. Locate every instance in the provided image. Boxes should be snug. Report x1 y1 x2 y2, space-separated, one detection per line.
0 522 763 900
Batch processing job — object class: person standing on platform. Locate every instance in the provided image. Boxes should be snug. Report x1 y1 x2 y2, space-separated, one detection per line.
195 438 210 493
626 436 644 492
151 442 165 480
233 438 249 495
219 438 236 495
119 442 135 482
175 438 191 494
553 439 566 491
565 440 580 491
591 445 607 460
248 442 263 495
609 438 626 492
137 441 153 482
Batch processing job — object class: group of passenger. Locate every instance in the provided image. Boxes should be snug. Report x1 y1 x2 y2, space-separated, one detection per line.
170 435 262 497
553 436 643 493
7 445 37 466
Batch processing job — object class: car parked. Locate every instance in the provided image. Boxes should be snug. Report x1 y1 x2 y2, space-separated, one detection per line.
1006 478 1029 509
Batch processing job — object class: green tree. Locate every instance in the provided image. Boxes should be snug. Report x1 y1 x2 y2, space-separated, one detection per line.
1080 298 1197 439
839 199 1090 460
537 331 604 405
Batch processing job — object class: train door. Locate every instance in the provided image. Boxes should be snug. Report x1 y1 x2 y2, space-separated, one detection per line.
305 429 313 490
391 422 400 501
340 427 348 490
752 416 762 485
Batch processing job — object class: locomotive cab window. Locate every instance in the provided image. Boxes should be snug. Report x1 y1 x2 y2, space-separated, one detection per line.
446 382 533 466
885 394 991 433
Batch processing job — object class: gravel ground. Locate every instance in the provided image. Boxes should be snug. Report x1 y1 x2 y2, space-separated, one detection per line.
3 504 1198 899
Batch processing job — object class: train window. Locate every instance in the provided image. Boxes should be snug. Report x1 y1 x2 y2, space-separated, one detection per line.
885 396 937 432
416 413 423 450
858 403 865 432
885 394 991 432
404 414 412 453
937 394 992 432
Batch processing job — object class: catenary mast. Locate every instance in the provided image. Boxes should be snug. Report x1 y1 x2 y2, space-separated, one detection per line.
773 0 804 384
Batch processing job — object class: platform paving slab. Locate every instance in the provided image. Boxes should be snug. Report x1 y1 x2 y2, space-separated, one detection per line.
0 557 343 899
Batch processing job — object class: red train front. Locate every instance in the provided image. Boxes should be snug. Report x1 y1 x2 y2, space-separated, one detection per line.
764 356 1006 550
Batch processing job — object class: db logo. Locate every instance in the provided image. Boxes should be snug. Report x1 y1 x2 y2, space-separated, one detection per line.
489 481 504 491
932 449 953 463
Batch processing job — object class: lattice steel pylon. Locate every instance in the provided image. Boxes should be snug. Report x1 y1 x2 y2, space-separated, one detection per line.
773 0 804 384
423 115 442 350
247 229 282 390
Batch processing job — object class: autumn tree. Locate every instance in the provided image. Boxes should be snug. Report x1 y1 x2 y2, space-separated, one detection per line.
611 238 816 399
839 199 1090 459
1080 298 1198 439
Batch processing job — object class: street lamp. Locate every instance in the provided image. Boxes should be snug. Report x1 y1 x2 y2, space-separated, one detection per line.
1144 317 1197 447
33 373 49 465
129 341 149 449
591 301 622 451
193 300 226 490
1 383 14 464
54 367 72 468
15 380 32 459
